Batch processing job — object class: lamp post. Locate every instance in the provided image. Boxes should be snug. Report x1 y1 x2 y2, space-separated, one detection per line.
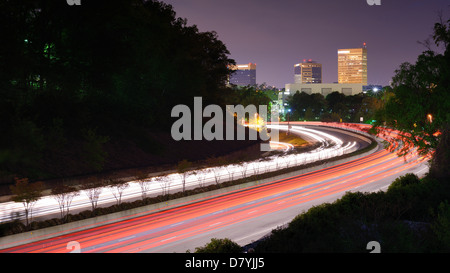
287 109 291 135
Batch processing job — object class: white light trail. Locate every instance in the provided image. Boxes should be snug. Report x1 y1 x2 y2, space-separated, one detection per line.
0 125 357 223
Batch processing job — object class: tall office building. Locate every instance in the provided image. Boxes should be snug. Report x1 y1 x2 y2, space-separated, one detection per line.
294 59 322 84
337 45 367 85
228 63 257 86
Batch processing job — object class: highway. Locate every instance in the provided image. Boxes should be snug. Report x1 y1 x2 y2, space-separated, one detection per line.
0 124 361 223
0 123 430 253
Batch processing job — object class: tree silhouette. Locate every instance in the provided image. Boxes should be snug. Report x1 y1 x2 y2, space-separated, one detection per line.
10 177 44 226
51 184 79 222
0 0 236 180
374 17 450 159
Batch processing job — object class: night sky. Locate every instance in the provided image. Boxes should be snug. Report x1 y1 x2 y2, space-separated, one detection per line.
161 0 449 88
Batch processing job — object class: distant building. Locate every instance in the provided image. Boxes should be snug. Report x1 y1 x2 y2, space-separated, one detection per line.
285 83 364 97
294 60 322 84
337 46 367 85
280 44 369 112
228 63 256 86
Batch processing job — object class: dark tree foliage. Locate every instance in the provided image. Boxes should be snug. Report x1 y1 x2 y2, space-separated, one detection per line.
194 238 242 253
0 0 236 179
286 90 380 122
373 18 450 160
225 85 272 109
253 17 450 254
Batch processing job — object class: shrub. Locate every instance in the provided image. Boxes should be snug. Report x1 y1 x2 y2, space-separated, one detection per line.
0 221 26 236
430 201 450 252
388 173 420 191
78 210 93 219
194 238 242 253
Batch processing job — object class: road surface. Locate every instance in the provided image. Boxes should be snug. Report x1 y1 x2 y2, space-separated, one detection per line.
0 123 429 253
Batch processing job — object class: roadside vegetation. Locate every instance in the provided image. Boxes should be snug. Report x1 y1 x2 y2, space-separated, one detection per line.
0 0 270 185
195 15 450 253
251 173 450 253
285 88 382 124
197 172 450 253
1 1 448 253
0 129 375 237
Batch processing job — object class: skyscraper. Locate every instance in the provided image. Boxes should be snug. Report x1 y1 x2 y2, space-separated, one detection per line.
337 45 367 84
228 63 257 86
294 59 322 84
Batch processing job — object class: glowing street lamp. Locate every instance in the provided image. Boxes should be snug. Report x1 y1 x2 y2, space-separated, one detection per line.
427 114 433 123
287 109 291 135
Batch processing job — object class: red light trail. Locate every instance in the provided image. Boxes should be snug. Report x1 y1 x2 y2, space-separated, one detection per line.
0 123 429 253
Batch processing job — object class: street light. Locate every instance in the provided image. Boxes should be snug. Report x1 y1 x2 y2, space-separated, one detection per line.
287 109 291 135
427 114 433 123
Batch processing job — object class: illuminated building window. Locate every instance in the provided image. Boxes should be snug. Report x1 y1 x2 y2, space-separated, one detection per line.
294 60 322 84
228 63 257 86
337 47 367 85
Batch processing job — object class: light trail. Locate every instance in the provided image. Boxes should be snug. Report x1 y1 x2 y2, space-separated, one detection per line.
0 123 430 253
0 125 358 223
0 146 426 253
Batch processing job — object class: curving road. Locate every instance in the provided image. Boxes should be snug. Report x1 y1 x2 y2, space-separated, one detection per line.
0 123 429 253
0 124 358 223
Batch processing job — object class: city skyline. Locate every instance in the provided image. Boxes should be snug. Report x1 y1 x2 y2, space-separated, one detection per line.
228 62 257 86
294 60 322 84
338 47 368 85
162 0 449 88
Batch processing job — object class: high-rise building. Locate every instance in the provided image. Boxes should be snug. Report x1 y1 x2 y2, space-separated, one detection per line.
337 45 367 84
294 59 322 84
228 63 257 86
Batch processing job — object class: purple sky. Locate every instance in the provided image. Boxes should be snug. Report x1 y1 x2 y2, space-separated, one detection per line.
161 0 449 88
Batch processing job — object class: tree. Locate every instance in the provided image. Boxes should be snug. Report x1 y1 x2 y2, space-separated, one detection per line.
253 159 263 175
135 171 151 200
224 85 272 120
238 160 250 178
51 183 79 222
10 177 44 226
357 96 381 123
81 129 110 172
287 91 310 120
155 175 171 200
309 93 327 119
107 177 129 206
194 169 210 188
387 173 421 191
326 91 348 119
206 157 227 185
177 159 192 194
304 107 315 121
431 201 450 251
374 17 450 161
257 83 279 101
81 178 104 212
236 153 254 178
225 163 237 181
429 123 450 179
194 238 242 253
0 0 236 181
